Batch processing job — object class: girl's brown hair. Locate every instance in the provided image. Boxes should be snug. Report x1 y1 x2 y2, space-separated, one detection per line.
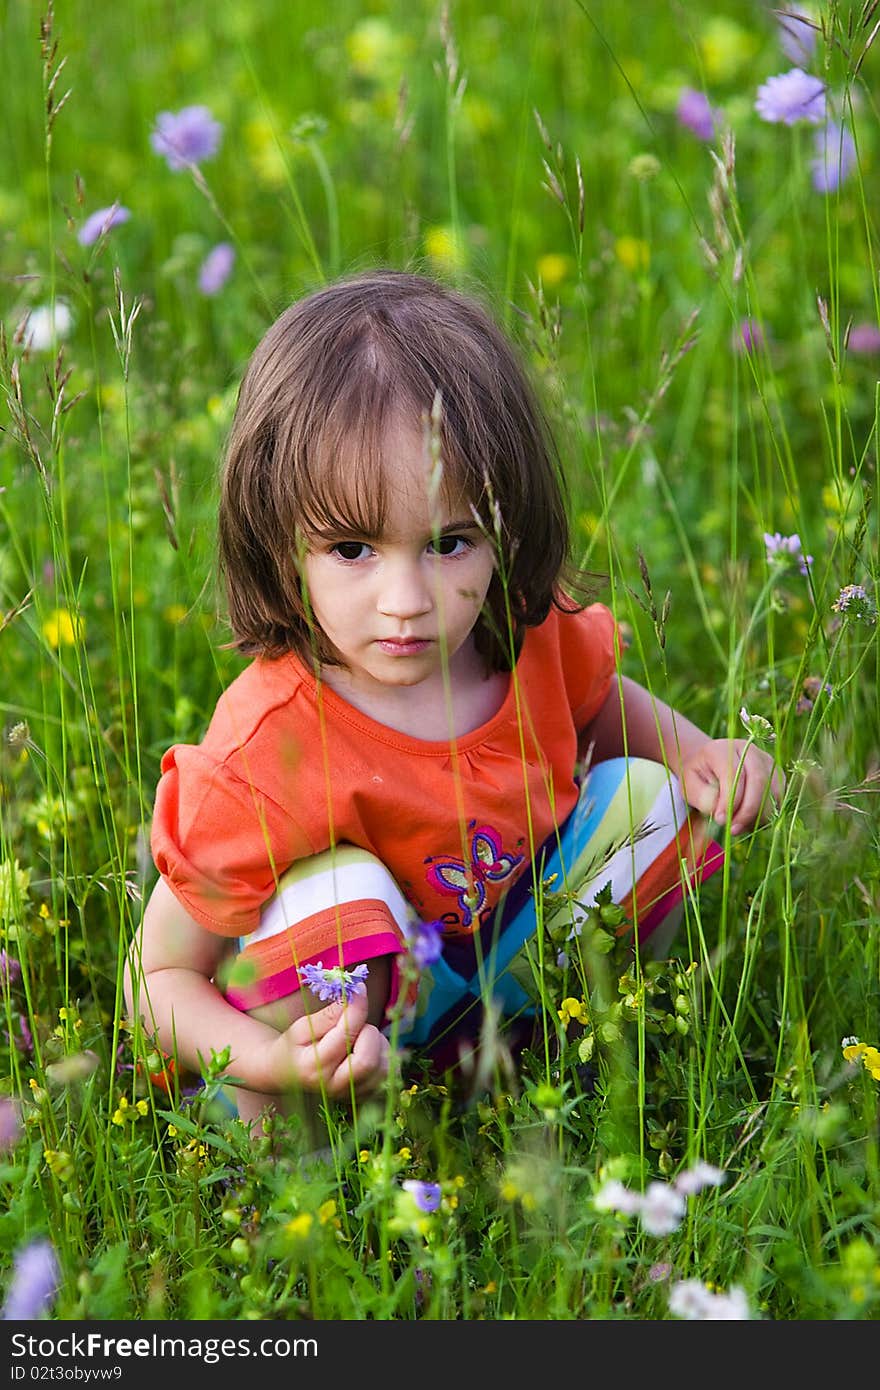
218 269 593 670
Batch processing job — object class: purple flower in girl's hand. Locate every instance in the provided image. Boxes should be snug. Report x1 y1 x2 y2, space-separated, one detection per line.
403 917 443 969
299 961 369 1005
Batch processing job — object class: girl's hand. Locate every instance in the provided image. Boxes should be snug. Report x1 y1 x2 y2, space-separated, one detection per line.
679 738 785 836
268 990 390 1100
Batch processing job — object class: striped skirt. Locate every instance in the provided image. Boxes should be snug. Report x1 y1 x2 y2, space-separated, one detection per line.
222 758 723 1072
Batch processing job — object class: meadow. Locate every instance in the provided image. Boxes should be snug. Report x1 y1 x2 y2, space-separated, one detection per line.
0 0 878 1323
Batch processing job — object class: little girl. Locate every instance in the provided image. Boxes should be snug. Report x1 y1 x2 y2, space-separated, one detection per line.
125 269 783 1128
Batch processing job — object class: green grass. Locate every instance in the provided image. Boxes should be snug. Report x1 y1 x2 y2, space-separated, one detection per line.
0 0 878 1321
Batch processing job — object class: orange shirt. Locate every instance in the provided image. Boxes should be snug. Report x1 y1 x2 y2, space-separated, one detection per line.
151 602 618 938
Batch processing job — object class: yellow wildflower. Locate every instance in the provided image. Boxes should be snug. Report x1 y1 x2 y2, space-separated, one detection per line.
285 1212 313 1240
699 17 757 82
615 237 650 274
536 253 572 288
44 1149 75 1182
42 608 84 648
558 997 589 1027
244 115 287 188
842 1037 880 1080
424 224 467 270
318 1199 338 1227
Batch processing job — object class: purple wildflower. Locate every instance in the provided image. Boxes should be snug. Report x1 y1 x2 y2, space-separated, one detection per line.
413 1266 433 1308
763 531 813 575
402 1180 442 1214
198 242 235 295
0 950 21 987
847 323 880 355
1 1239 60 1320
0 1098 21 1151
734 317 765 354
403 917 443 970
298 960 369 1004
5 1015 32 1057
755 69 826 125
812 119 857 193
796 676 832 714
150 105 222 171
777 9 818 67
77 204 131 247
832 584 876 623
676 87 719 142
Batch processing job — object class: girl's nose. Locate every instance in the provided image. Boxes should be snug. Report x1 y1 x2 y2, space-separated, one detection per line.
376 557 433 620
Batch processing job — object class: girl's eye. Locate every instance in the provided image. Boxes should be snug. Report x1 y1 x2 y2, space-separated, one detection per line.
429 534 472 557
331 541 372 562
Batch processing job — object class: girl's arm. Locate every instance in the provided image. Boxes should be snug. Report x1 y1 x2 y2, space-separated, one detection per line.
124 876 389 1099
581 674 784 836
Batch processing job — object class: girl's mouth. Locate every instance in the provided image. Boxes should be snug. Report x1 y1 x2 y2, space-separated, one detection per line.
377 638 431 655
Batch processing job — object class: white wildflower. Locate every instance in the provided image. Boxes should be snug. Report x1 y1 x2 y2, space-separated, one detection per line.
674 1161 727 1196
593 1179 643 1216
739 707 776 743
19 301 73 352
639 1180 687 1236
669 1277 751 1320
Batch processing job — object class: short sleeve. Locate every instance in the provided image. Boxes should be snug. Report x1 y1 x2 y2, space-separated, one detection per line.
150 744 316 937
557 601 621 728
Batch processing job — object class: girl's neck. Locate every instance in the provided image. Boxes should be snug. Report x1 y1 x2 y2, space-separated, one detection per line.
315 644 508 741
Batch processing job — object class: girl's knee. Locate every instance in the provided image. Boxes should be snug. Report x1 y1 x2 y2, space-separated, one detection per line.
222 843 408 1025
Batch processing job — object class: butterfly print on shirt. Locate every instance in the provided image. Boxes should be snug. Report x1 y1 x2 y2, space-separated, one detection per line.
425 822 525 930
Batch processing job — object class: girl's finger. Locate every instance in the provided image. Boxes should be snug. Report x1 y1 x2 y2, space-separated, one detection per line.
287 990 368 1049
327 1025 388 1097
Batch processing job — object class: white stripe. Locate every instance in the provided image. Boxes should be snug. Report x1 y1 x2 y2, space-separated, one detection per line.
563 778 690 929
251 859 414 945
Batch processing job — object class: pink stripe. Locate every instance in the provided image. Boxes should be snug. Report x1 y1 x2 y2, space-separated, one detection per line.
637 840 724 941
225 929 403 1011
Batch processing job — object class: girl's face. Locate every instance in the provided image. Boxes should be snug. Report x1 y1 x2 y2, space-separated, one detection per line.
300 416 496 699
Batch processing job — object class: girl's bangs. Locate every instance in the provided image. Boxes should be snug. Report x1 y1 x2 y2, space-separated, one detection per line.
295 392 477 542
296 411 390 540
